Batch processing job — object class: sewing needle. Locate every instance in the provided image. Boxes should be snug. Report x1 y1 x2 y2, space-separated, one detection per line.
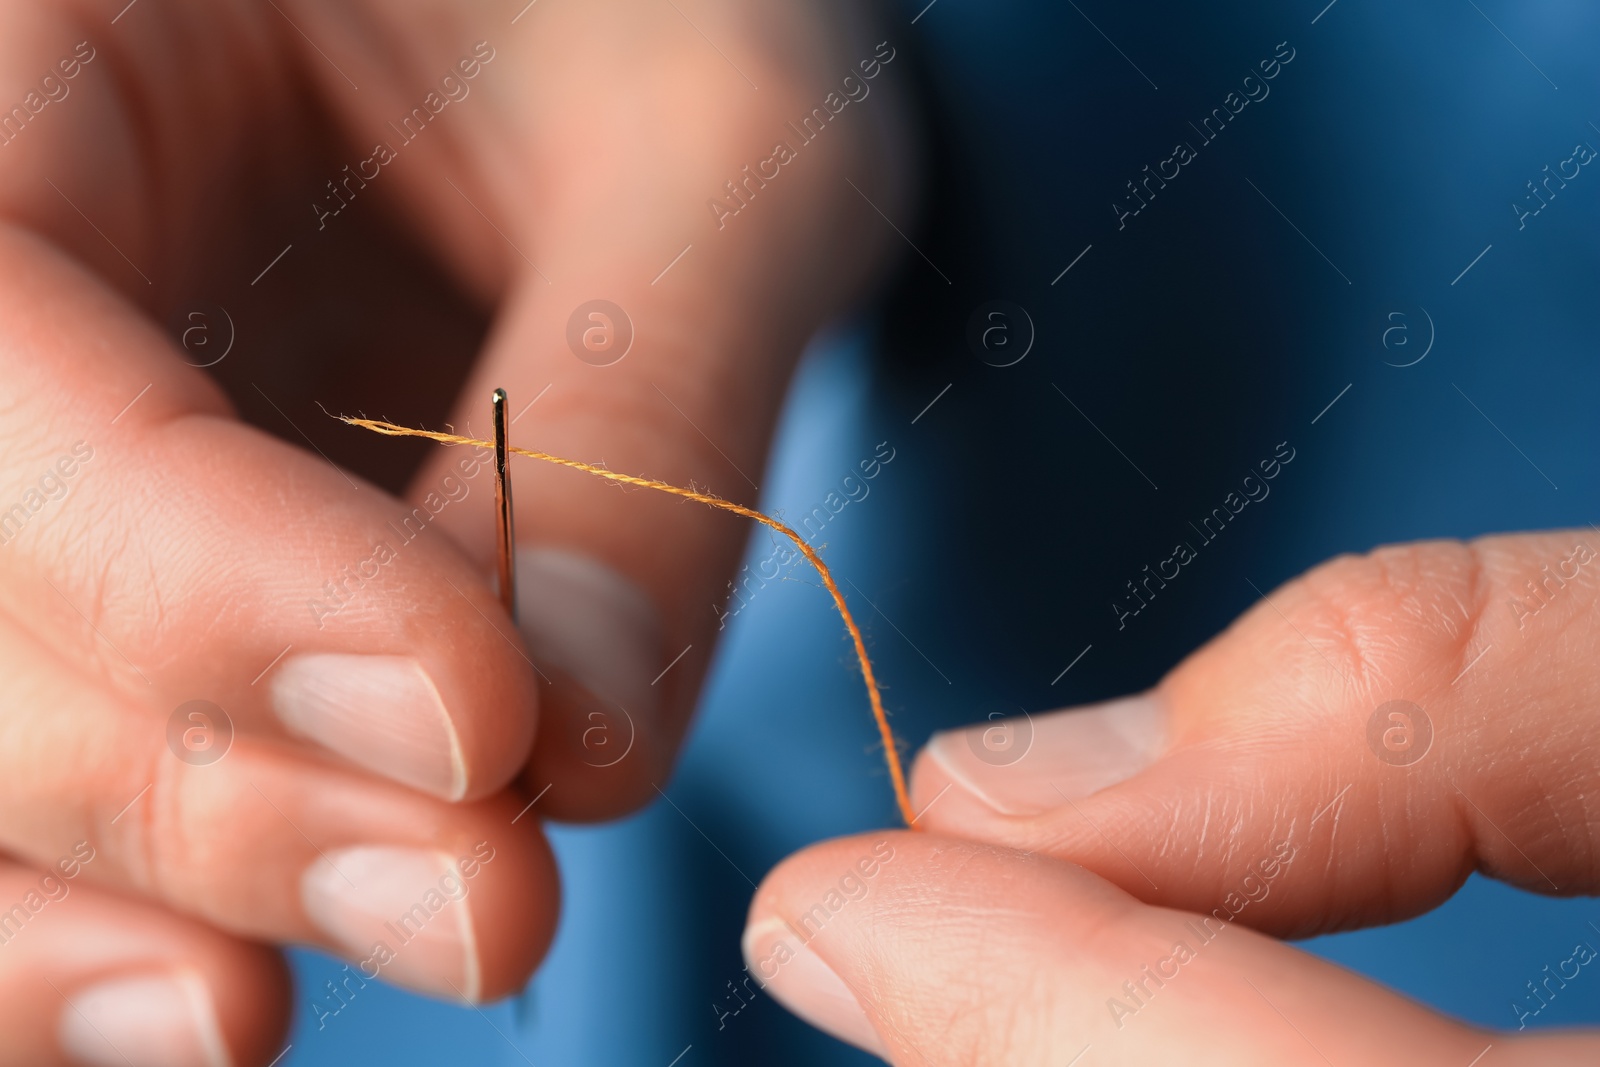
492 387 517 623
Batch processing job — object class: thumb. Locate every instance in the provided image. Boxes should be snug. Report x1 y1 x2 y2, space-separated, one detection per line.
742 832 1594 1065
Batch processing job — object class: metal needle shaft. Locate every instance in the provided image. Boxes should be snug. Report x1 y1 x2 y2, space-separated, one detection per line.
491 388 517 622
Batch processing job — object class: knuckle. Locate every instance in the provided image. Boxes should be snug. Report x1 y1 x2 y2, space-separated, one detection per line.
1286 540 1489 702
30 491 188 681
112 707 250 926
138 747 194 902
92 724 168 897
140 752 246 928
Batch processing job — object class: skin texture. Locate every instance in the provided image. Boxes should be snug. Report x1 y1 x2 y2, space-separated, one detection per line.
0 1 908 1062
746 533 1600 1063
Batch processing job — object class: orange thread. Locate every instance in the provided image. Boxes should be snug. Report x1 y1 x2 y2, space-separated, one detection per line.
341 415 917 828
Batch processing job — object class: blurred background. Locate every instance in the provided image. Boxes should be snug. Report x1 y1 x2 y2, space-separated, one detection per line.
284 0 1600 1062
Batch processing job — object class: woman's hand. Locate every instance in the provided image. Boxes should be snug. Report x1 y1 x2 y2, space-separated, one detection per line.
0 1 911 1063
746 532 1600 1064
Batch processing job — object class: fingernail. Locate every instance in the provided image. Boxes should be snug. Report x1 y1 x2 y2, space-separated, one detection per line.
741 918 887 1059
927 693 1167 816
59 971 230 1067
301 847 481 1001
271 654 466 800
515 546 663 724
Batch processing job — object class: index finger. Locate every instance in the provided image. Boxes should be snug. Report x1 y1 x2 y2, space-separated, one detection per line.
912 533 1600 938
